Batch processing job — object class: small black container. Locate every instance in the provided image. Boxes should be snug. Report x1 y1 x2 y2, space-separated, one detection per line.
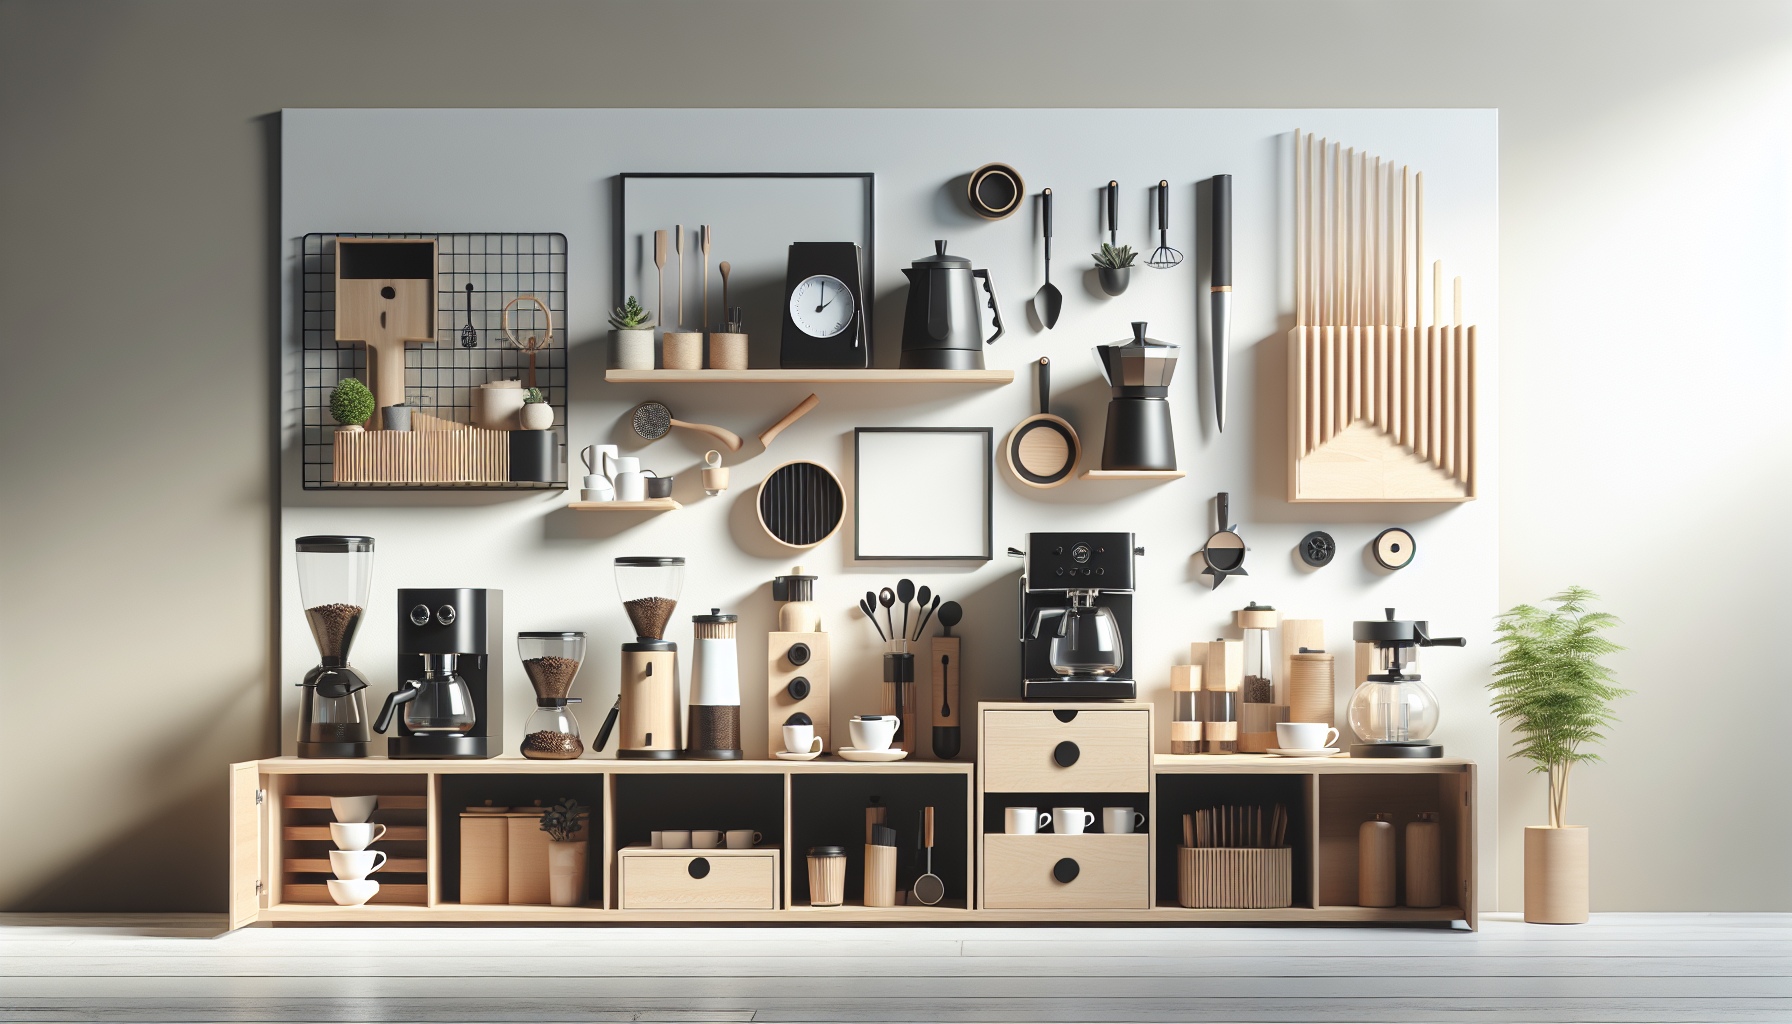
509 430 557 483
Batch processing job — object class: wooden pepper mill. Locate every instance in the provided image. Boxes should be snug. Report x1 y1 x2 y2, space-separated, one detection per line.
1359 812 1396 907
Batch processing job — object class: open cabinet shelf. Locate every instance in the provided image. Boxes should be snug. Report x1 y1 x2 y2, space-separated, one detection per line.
604 369 1013 385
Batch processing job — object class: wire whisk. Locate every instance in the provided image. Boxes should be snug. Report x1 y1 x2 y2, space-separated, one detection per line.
1145 179 1183 269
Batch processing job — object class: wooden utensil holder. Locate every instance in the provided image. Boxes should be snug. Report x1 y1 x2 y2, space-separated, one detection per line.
863 843 898 908
333 428 509 483
1177 846 1292 909
663 332 702 370
707 333 748 370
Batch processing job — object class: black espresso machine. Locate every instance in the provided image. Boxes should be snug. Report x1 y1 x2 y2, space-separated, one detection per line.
1018 532 1141 700
376 588 504 759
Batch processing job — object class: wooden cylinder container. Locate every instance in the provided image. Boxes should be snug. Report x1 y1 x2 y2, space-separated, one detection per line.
863 844 898 908
1358 813 1396 908
1524 825 1589 924
1170 665 1202 754
1405 812 1442 908
662 331 702 370
1288 649 1335 726
708 332 748 370
807 847 847 907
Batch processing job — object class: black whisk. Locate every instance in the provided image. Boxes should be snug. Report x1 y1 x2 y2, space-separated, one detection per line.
460 283 478 348
1145 179 1183 269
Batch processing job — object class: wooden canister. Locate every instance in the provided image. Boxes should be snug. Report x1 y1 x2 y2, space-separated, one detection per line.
708 332 748 370
662 331 702 370
1288 649 1335 727
460 814 508 904
1170 665 1201 754
807 846 847 907
863 844 898 908
1238 703 1289 753
1358 813 1396 908
1405 812 1442 908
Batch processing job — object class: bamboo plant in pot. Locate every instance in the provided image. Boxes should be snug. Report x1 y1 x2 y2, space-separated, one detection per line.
539 798 588 907
1489 587 1628 924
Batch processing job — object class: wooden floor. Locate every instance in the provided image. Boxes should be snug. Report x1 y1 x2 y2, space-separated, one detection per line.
1 913 1786 1022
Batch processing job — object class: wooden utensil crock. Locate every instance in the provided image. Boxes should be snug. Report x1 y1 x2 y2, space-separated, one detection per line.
662 331 703 370
1524 825 1589 923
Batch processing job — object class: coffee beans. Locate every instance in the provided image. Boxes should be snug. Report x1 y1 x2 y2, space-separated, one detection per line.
521 730 584 759
624 596 677 639
522 655 580 699
305 603 363 660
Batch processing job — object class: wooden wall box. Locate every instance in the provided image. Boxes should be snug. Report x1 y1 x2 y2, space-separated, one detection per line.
1178 847 1293 909
618 846 780 910
459 814 508 904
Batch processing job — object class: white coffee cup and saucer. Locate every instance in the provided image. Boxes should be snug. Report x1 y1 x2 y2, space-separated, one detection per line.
1269 722 1341 757
838 715 907 761
775 723 825 761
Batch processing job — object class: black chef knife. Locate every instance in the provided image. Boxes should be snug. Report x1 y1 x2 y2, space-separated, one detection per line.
1211 174 1233 431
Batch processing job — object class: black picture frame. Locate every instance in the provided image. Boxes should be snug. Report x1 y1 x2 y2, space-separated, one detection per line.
853 427 994 562
614 171 875 339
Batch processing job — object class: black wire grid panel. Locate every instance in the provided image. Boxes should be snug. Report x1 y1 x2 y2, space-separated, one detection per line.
300 232 568 489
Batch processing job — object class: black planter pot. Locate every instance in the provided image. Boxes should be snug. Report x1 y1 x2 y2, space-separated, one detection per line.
1097 266 1132 296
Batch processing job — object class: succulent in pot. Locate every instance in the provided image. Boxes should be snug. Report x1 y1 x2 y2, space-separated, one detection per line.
1094 243 1136 297
609 295 656 370
520 386 553 430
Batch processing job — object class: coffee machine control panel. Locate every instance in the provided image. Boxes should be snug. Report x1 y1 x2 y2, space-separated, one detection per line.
1026 532 1137 591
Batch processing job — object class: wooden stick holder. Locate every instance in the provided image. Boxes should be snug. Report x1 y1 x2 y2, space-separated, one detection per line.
333 427 510 483
1177 847 1292 909
863 844 898 908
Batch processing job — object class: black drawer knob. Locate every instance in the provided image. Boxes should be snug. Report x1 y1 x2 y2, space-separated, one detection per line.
787 642 812 666
1053 710 1078 723
1053 857 1080 884
786 676 811 700
688 857 710 879
1053 740 1080 767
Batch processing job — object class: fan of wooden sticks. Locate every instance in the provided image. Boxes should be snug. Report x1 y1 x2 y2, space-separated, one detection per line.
501 295 554 389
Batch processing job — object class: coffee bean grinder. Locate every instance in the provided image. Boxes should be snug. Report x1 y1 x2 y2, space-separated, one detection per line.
1348 608 1465 758
768 566 831 755
616 557 683 759
379 588 503 759
294 535 375 759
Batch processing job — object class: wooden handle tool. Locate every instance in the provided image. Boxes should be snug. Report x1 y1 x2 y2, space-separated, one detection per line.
759 394 819 448
672 417 742 452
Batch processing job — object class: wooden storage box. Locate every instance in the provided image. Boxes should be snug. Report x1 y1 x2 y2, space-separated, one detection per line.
983 833 1150 909
333 427 511 483
617 845 780 911
458 808 587 906
1177 846 1293 909
981 708 1150 793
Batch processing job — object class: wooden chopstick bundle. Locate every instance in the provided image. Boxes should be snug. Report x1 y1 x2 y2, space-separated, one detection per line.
1182 803 1290 849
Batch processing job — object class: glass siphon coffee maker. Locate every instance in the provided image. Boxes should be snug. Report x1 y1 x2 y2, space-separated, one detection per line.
518 631 586 759
295 535 375 758
1348 608 1466 758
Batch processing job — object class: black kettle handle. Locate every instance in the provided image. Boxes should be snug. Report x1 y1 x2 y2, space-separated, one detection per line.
974 268 1005 345
373 684 419 734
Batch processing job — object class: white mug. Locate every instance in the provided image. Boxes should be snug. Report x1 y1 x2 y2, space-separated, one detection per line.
611 457 646 501
692 829 723 850
848 715 898 752
660 830 691 849
782 724 823 754
1277 722 1341 750
1103 807 1146 834
725 829 763 849
329 849 388 880
329 821 387 851
329 795 378 823
326 878 379 906
1004 806 1053 835
1053 807 1096 835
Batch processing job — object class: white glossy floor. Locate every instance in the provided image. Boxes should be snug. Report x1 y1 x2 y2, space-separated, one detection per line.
1 913 1787 1023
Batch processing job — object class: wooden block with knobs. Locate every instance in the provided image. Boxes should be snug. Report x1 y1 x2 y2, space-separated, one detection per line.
766 633 829 756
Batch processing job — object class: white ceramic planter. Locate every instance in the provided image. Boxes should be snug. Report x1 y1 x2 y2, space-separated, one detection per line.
1524 825 1589 924
548 840 589 907
613 329 654 370
519 402 553 430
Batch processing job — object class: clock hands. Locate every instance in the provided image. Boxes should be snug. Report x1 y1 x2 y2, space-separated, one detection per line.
815 281 835 314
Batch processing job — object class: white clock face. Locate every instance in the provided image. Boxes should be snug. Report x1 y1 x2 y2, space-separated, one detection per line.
789 274 856 338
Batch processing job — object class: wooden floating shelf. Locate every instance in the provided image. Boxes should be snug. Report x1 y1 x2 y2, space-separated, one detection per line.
283 883 428 904
283 825 427 842
604 369 1013 385
283 858 428 874
568 499 681 512
1080 469 1187 480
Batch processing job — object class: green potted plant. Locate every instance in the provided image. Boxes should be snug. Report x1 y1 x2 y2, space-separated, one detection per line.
538 797 588 907
519 386 553 430
1094 243 1137 296
1489 586 1629 924
329 377 375 432
608 296 656 370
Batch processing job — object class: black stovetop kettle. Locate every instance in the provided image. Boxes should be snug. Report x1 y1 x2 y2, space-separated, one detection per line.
898 240 1005 369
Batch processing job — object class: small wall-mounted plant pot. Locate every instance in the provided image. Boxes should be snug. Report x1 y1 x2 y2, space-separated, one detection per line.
613 329 654 370
381 405 412 431
1098 266 1132 296
520 402 554 431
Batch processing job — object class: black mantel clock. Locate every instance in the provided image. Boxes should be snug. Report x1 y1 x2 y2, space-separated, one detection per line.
780 242 868 369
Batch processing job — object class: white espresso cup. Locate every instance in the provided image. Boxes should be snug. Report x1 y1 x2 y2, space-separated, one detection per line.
1103 807 1146 834
725 830 763 850
329 795 378 823
1004 807 1053 835
692 829 723 850
329 849 388 880
1053 807 1096 835
329 821 387 851
660 830 691 849
782 724 824 754
610 457 646 501
326 878 379 906
848 715 898 751
1277 722 1341 750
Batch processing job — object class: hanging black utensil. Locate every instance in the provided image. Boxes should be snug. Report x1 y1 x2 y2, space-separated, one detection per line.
897 579 915 647
913 594 939 641
1099 180 1131 296
1201 491 1248 587
939 653 950 718
1211 174 1233 429
879 588 897 647
460 283 478 348
1035 188 1062 329
1145 180 1183 269
936 601 962 637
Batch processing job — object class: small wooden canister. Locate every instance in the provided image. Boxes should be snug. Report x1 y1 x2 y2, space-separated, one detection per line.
807 846 847 907
662 331 703 370
708 332 747 370
1405 812 1442 908
1288 649 1335 727
1170 664 1202 754
1238 703 1290 754
1358 813 1396 908
863 843 898 908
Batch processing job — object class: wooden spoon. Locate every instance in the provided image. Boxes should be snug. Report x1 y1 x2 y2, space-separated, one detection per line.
653 230 668 332
719 261 732 315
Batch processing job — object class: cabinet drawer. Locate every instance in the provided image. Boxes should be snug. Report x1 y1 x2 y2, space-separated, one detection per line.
983 833 1150 909
983 709 1150 793
618 849 780 910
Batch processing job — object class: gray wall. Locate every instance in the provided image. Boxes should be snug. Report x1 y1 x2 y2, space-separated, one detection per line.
2 0 1787 914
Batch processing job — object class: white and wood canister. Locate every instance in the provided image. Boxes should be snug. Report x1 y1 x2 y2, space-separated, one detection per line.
687 611 742 759
1358 812 1396 908
1170 664 1203 754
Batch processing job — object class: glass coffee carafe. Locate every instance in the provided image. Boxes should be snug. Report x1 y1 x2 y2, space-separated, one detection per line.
295 535 375 758
375 654 476 737
1030 596 1125 678
519 631 587 760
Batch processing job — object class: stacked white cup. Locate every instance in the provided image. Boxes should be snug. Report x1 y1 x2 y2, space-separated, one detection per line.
326 796 384 906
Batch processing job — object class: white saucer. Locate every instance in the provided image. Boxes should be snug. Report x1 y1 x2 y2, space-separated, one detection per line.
836 747 908 762
774 750 823 761
1267 747 1341 758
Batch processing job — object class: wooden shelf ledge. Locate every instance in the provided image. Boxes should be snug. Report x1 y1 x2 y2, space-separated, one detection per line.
568 499 681 512
1080 469 1187 480
605 369 1013 385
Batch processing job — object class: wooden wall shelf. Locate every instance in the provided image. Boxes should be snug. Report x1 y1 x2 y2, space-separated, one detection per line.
568 499 681 512
1080 470 1187 481
604 369 1013 385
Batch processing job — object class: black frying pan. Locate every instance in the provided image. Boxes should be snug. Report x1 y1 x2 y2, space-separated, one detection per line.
1003 357 1079 488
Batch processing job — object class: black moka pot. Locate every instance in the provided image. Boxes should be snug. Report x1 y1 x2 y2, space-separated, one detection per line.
1095 322 1179 471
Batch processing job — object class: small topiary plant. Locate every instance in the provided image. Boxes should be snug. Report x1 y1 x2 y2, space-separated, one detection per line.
608 295 654 331
329 377 375 426
538 798 584 842
525 387 546 404
1093 243 1138 269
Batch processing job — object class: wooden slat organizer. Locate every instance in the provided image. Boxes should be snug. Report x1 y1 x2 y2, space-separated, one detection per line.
1288 129 1477 503
284 858 427 873
285 883 428 905
332 428 509 484
283 825 427 842
1178 847 1293 909
282 795 426 810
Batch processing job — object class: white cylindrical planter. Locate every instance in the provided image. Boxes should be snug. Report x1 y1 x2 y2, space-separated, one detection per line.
1524 825 1589 924
548 840 588 907
613 329 654 370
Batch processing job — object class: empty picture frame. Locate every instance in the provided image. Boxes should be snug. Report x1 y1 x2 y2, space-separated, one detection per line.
855 428 993 561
